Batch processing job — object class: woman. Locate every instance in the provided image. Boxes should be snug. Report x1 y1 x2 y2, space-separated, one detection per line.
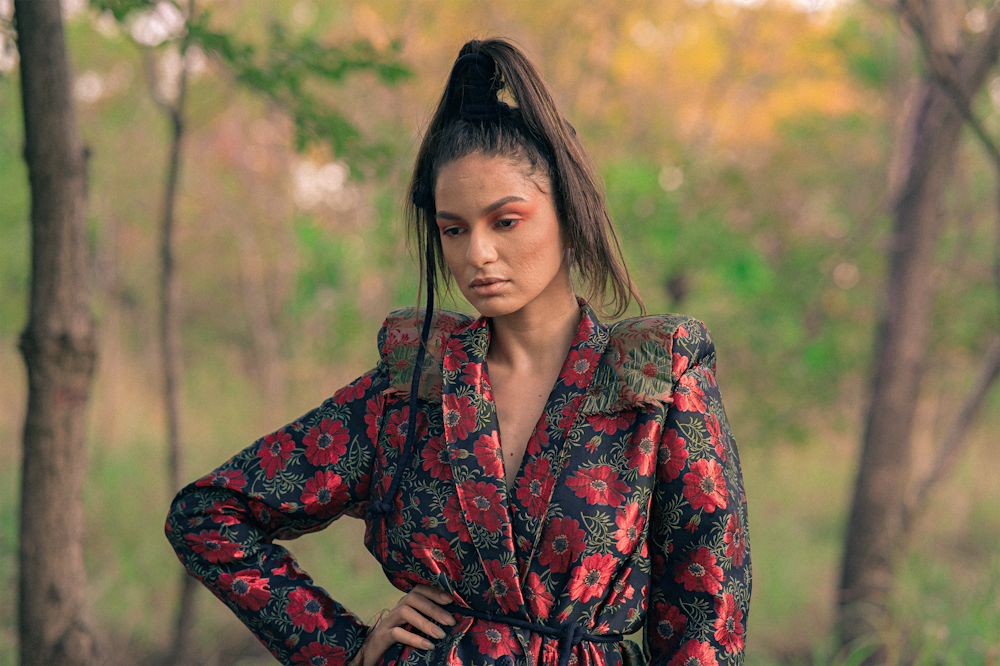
166 38 750 666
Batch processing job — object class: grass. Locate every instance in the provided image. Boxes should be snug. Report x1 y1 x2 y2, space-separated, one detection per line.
1 332 999 665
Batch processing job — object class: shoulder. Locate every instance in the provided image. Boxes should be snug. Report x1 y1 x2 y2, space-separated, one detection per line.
377 306 475 400
582 313 716 414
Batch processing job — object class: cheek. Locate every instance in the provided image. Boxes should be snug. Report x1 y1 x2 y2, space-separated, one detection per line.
514 225 564 276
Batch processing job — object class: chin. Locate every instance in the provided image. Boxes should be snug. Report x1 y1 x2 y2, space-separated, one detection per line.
461 292 522 319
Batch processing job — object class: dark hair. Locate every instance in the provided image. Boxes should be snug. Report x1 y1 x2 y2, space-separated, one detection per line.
407 38 643 318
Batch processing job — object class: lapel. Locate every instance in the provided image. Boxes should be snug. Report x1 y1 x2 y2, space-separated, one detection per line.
440 301 610 617
511 303 609 582
441 315 527 615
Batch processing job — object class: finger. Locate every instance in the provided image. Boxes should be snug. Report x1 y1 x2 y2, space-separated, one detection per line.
411 584 453 604
397 604 449 640
402 591 457 626
388 625 436 651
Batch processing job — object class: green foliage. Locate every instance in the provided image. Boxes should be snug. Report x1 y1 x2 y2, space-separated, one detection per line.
189 16 410 158
832 14 899 90
92 0 411 161
0 74 28 338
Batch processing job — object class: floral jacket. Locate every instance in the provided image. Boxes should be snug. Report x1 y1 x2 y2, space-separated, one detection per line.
165 302 751 666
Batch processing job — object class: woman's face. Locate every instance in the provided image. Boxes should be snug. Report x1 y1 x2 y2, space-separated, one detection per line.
434 153 573 319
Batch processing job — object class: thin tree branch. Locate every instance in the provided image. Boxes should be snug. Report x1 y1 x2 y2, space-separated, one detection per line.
901 0 1000 172
895 0 1000 537
903 336 1000 532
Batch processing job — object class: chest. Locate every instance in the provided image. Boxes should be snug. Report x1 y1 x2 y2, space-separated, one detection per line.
489 367 559 492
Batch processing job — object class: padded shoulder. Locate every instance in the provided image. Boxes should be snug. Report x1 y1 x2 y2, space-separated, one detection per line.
377 307 475 401
580 313 712 415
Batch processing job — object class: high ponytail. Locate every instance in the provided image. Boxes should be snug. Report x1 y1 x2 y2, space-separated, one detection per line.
407 38 643 319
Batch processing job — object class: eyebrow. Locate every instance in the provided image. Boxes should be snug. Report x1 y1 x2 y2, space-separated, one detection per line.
435 195 528 221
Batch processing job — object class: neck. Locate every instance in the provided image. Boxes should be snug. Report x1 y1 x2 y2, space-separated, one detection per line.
487 290 582 373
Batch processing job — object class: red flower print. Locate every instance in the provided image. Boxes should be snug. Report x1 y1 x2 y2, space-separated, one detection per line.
461 362 493 401
568 553 617 603
566 466 629 507
524 572 554 620
587 411 636 435
714 593 745 653
383 407 410 450
443 343 469 372
672 352 688 379
474 431 505 479
185 530 243 563
412 533 463 582
364 394 384 444
207 498 243 525
537 517 586 573
723 513 747 566
605 567 635 606
560 347 599 388
218 569 270 611
667 639 718 666
470 620 520 658
572 314 594 344
391 569 430 593
674 547 724 594
614 502 645 554
627 421 659 476
526 426 549 456
302 418 349 466
196 468 246 491
683 459 728 513
658 428 689 482
516 457 555 519
442 393 477 443
290 641 348 666
287 587 335 632
248 499 280 530
271 553 308 580
557 402 577 431
483 560 520 613
673 372 706 413
651 602 686 651
300 471 349 518
457 480 506 532
442 493 472 543
420 436 453 480
258 429 294 479
706 413 725 461
335 373 371 404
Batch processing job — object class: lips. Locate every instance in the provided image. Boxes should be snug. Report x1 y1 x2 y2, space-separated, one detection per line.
470 277 507 296
470 277 504 287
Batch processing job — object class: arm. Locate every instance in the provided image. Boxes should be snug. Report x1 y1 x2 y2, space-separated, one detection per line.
165 368 387 665
644 321 751 666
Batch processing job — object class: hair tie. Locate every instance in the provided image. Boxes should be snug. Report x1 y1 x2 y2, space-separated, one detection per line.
412 169 434 209
446 52 512 122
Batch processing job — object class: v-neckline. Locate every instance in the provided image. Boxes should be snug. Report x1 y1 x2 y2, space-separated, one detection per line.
481 357 550 499
440 300 610 608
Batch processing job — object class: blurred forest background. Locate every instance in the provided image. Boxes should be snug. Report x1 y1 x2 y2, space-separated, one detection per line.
1 0 999 664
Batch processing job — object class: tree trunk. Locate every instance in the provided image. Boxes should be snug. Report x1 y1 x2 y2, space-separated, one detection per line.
838 2 1000 658
14 1 97 665
155 39 200 666
838 77 962 661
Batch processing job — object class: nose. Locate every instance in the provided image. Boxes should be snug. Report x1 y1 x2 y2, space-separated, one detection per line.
465 226 498 268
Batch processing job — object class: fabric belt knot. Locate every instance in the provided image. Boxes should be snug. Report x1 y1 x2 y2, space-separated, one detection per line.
441 603 624 666
558 620 586 666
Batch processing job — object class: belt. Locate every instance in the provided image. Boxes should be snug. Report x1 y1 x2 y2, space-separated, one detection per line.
442 603 624 666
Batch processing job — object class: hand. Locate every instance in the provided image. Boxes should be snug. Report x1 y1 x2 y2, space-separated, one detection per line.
361 585 456 666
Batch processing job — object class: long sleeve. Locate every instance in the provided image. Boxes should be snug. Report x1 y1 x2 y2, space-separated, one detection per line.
165 367 389 665
644 321 751 666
